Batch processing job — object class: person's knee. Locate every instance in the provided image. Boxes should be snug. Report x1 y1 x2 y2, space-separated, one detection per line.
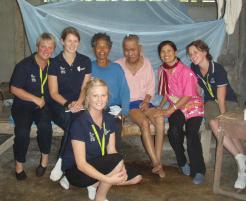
209 119 220 136
140 119 150 131
168 126 180 138
54 111 71 129
110 159 124 175
154 116 164 126
209 118 218 128
15 128 30 139
186 135 201 150
38 122 52 134
106 153 123 169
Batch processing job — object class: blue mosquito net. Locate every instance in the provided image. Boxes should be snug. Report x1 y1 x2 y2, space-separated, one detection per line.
17 0 226 104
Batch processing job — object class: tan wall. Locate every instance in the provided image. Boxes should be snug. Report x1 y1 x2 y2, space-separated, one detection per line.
0 0 41 82
0 0 18 82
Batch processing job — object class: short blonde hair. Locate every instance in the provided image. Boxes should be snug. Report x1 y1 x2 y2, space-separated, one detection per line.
36 32 56 48
83 78 109 109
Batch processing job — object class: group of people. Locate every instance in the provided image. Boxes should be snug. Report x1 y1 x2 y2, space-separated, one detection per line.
9 26 245 201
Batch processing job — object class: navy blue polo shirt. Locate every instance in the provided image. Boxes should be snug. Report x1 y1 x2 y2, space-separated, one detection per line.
10 53 51 108
48 52 91 102
191 61 237 103
62 110 116 171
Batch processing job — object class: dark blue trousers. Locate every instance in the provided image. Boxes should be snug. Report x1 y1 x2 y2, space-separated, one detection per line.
11 105 52 163
49 102 81 156
168 110 206 176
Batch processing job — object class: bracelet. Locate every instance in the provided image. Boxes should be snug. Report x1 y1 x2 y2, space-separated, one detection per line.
173 104 177 110
63 100 72 108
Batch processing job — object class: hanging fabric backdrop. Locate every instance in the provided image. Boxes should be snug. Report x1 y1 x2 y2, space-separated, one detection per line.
17 0 226 103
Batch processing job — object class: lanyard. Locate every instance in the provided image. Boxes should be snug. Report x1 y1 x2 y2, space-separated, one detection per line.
91 122 106 156
197 63 218 103
39 60 50 98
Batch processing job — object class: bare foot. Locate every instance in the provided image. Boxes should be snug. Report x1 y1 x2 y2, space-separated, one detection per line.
16 161 24 173
41 153 48 167
152 165 165 178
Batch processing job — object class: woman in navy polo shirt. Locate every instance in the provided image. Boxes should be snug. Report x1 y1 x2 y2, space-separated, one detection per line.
62 78 141 201
48 27 91 181
10 33 56 180
187 40 246 189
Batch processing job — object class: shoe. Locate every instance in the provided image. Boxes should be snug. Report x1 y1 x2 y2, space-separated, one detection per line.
235 154 246 172
50 158 63 181
36 164 47 177
16 170 27 180
87 185 108 201
87 185 97 200
180 163 190 176
234 172 246 189
192 173 205 185
60 176 70 190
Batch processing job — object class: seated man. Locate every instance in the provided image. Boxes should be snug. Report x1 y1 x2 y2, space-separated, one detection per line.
116 34 165 178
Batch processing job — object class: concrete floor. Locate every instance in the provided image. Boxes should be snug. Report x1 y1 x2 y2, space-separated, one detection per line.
0 133 243 201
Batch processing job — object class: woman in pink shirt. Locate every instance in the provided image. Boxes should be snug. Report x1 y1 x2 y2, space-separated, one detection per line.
157 40 205 184
116 35 165 178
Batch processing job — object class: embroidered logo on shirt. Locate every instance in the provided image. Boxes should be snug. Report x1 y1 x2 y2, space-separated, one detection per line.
89 132 96 142
77 66 85 72
60 66 66 74
210 77 215 84
105 129 110 136
31 74 36 82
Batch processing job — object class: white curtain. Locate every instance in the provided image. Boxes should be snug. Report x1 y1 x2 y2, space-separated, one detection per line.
217 0 242 35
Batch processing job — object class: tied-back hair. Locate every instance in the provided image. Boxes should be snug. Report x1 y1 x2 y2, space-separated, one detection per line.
36 32 56 48
83 78 109 109
91 33 113 49
186 39 213 61
61 26 80 41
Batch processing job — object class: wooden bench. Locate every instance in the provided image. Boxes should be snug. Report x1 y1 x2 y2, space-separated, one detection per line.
0 82 13 101
0 121 64 155
121 116 212 164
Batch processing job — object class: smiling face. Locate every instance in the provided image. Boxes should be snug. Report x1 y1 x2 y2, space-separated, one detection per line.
188 45 207 65
87 85 108 112
123 39 141 65
159 44 177 65
94 39 111 61
61 33 80 54
36 39 55 61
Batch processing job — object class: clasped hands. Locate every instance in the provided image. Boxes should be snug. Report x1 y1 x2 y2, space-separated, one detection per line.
107 163 128 185
153 106 175 118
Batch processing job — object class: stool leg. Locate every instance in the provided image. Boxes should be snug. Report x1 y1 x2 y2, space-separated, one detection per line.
213 127 224 194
